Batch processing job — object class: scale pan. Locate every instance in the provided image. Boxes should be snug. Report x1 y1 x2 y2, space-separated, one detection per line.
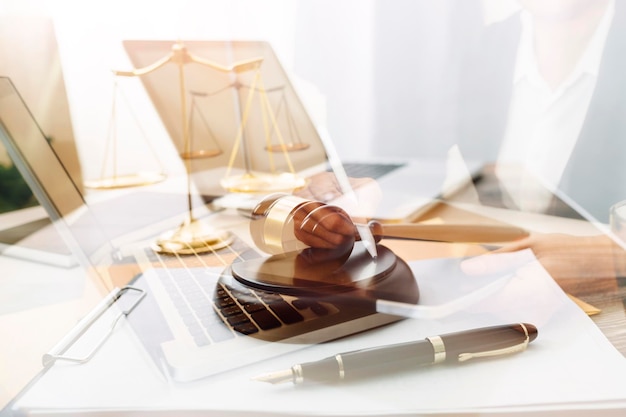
265 143 310 152
84 171 166 189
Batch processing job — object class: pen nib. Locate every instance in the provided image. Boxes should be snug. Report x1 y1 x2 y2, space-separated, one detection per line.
251 369 293 384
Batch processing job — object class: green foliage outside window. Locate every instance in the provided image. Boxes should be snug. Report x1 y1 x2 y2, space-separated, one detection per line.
0 162 37 213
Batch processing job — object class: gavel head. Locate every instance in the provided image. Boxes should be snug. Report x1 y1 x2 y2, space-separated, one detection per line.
250 193 381 263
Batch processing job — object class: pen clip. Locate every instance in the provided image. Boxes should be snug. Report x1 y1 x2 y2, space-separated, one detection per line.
457 323 530 362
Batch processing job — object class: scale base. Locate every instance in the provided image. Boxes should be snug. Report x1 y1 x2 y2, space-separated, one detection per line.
220 172 306 193
84 172 166 190
265 143 310 152
179 149 222 159
153 218 234 255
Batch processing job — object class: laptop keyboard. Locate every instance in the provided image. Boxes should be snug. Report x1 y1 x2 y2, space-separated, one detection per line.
339 162 405 179
144 247 338 347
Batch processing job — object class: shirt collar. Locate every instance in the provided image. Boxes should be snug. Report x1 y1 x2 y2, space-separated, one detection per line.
513 1 615 89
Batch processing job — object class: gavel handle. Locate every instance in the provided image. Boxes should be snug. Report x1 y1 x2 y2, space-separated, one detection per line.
380 223 529 243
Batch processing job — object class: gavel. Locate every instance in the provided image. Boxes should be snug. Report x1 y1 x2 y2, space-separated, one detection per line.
249 194 529 261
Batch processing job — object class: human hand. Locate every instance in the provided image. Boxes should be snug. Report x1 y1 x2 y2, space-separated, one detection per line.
291 199 356 252
294 172 375 201
251 192 384 263
294 171 382 221
461 233 625 294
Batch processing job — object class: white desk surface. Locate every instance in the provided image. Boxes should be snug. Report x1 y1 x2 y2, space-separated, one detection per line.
2 202 626 416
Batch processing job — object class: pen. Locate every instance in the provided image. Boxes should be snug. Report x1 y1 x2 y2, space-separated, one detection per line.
252 323 537 384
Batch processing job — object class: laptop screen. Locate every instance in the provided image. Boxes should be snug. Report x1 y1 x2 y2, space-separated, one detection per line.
0 15 86 265
0 77 117 274
121 40 328 190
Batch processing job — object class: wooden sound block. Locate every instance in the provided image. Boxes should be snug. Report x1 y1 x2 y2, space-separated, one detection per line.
230 242 419 305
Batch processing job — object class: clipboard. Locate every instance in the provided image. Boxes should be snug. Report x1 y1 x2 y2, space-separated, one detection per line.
42 286 146 367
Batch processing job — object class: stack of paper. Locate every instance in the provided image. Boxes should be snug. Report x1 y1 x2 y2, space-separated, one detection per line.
12 250 626 416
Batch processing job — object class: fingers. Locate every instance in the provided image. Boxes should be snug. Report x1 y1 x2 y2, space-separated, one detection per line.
489 237 533 254
293 203 356 250
294 172 342 202
461 233 621 282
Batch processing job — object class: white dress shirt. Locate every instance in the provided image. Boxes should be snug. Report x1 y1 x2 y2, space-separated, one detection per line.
495 2 615 213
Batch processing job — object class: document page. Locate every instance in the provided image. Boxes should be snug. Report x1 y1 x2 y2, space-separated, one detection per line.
13 251 626 416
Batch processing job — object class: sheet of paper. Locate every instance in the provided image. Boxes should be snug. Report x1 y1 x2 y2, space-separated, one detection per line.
13 250 626 415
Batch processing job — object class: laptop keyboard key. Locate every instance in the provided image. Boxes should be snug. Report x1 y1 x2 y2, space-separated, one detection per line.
216 297 236 309
221 305 244 317
207 323 235 343
227 313 250 326
193 333 211 347
243 303 266 314
268 300 304 324
256 291 282 303
234 322 259 335
310 301 329 316
291 299 310 310
250 309 281 330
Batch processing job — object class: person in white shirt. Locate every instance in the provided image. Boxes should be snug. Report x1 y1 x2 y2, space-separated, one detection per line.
294 0 626 287
496 0 614 214
457 0 626 286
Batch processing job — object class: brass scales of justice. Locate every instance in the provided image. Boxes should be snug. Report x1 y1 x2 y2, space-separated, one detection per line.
92 41 310 255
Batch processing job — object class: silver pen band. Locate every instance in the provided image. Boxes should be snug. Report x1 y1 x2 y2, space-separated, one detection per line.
292 364 304 384
426 335 446 364
335 354 346 379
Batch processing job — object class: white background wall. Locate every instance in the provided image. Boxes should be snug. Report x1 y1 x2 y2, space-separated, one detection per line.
0 0 519 183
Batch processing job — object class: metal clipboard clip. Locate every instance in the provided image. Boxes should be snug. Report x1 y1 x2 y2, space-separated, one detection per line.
42 286 146 367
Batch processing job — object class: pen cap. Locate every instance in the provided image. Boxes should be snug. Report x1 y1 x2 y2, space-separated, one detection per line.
250 193 361 261
439 323 538 363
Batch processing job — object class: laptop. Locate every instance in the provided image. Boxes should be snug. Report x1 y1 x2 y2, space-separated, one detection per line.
0 16 84 268
0 76 420 383
121 39 484 222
